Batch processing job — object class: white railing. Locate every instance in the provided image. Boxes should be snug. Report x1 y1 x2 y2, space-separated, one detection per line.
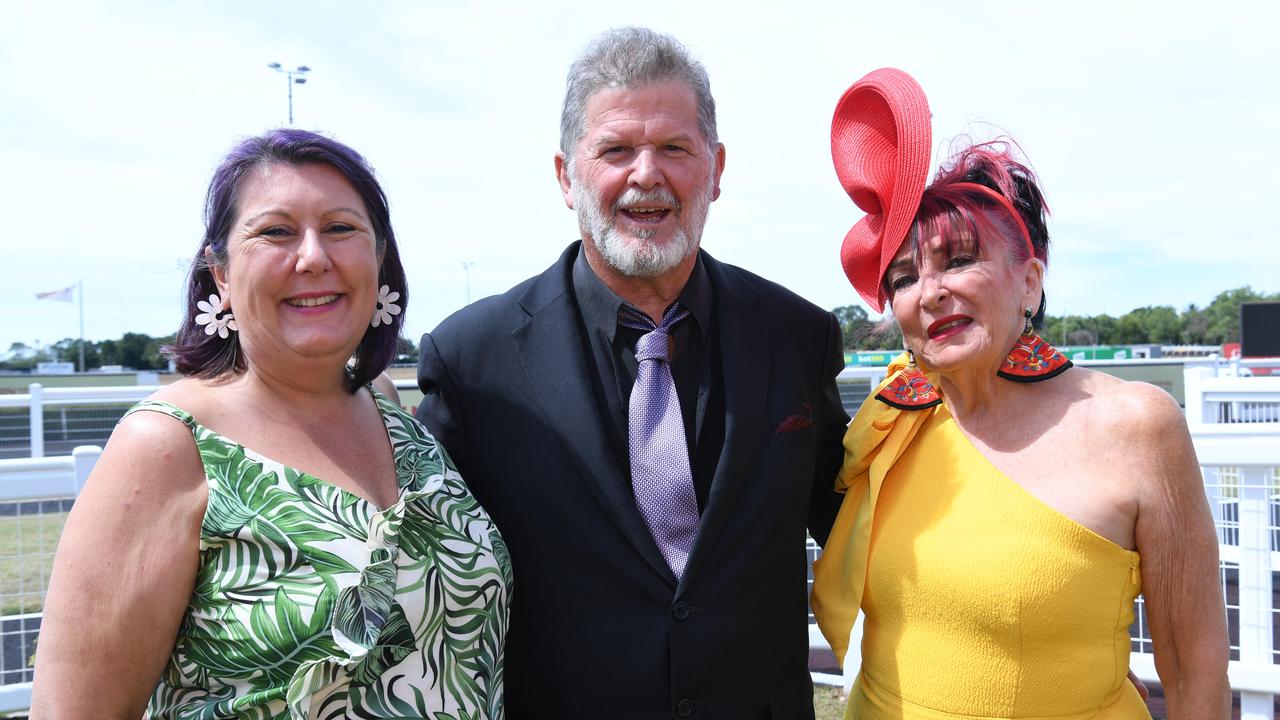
1183 365 1280 717
0 446 100 502
0 384 158 459
2 381 425 461
2 365 1280 711
808 436 1280 707
806 366 1280 712
0 445 99 712
1187 366 1280 426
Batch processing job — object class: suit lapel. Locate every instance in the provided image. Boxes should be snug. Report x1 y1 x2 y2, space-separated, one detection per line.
679 254 772 590
514 245 676 586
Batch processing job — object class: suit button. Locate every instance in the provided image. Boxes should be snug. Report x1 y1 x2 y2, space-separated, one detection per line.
676 698 693 717
671 601 690 620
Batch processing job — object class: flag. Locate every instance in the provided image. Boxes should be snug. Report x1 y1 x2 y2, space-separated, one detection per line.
36 285 76 302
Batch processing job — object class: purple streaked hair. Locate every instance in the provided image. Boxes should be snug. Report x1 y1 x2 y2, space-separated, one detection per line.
165 128 407 392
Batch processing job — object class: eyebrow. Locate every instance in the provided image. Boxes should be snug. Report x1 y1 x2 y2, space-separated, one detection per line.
588 135 624 149
589 133 697 149
240 206 368 227
886 257 915 274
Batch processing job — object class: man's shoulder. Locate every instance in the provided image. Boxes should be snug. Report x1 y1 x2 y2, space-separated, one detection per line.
434 276 537 337
427 244 576 351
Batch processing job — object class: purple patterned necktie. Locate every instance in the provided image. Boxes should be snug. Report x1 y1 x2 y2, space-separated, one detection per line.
618 303 700 578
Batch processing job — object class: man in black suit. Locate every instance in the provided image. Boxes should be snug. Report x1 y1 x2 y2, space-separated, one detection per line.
416 27 848 720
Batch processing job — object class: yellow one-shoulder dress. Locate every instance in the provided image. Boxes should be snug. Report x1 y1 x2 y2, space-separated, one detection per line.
813 359 1151 719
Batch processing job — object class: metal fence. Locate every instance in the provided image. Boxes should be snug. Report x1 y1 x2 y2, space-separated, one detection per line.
0 385 159 460
0 362 1270 459
802 366 1280 713
1 367 1279 713
1181 369 1280 714
0 447 98 712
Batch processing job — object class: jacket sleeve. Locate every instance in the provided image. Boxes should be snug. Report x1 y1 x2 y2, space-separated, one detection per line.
415 331 470 477
807 312 851 547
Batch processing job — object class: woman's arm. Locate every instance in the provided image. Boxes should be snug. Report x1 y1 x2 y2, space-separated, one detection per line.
1126 383 1230 718
30 409 207 719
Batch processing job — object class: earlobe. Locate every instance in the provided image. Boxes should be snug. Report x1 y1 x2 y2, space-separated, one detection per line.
554 153 575 209
1023 259 1045 308
206 247 230 304
711 143 726 202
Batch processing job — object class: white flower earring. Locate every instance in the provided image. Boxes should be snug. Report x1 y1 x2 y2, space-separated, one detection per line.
372 285 401 328
195 293 238 339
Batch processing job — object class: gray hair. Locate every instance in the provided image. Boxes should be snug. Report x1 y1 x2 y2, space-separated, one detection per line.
559 27 718 164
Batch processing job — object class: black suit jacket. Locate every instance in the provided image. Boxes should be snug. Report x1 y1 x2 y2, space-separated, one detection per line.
416 243 848 720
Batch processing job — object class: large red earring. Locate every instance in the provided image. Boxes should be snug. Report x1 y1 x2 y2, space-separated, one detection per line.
876 349 943 410
998 307 1072 382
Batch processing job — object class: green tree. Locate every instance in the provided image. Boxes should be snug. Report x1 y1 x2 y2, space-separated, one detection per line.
117 332 154 369
1056 314 1098 345
1144 306 1182 344
1116 306 1180 344
852 318 902 351
1204 287 1273 344
143 334 175 370
868 321 903 351
1039 315 1065 345
50 338 102 370
831 305 869 349
394 336 419 365
1180 304 1209 345
98 339 120 366
0 351 46 371
829 305 902 350
1090 315 1119 345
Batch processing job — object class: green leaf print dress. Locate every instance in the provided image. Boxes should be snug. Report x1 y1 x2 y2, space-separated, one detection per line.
128 388 511 720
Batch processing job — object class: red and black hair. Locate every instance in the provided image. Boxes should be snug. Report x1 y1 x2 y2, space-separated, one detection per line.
888 141 1052 326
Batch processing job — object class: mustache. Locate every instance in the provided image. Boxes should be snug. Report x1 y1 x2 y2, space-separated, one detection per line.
612 187 680 213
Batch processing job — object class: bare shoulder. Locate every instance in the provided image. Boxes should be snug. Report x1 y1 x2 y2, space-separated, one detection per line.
372 372 401 404
146 376 220 419
1067 368 1201 511
96 378 210 498
1073 368 1187 441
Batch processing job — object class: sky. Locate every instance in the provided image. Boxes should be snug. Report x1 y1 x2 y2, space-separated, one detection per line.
2 0 1277 354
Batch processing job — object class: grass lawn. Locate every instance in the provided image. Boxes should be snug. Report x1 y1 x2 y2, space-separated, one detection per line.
0 510 67 615
814 683 846 719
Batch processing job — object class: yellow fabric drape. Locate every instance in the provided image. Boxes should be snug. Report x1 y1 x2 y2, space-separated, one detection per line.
810 353 936 665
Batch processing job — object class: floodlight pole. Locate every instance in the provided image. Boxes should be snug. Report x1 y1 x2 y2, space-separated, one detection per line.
462 262 476 304
77 281 85 372
267 63 311 124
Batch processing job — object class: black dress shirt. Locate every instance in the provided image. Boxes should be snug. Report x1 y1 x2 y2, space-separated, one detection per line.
571 247 724 511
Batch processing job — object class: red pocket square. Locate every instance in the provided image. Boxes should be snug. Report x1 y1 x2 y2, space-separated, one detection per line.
775 403 814 433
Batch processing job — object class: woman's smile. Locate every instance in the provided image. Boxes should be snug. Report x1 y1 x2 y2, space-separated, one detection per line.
927 315 973 340
283 292 343 313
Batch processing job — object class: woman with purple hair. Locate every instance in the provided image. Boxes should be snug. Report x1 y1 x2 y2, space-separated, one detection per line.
31 129 510 718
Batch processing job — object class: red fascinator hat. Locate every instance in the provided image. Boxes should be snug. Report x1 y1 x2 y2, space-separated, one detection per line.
831 68 932 312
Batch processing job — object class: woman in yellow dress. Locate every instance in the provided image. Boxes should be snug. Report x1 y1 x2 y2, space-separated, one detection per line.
812 69 1228 719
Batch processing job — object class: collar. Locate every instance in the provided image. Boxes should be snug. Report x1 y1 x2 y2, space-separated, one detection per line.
571 245 712 340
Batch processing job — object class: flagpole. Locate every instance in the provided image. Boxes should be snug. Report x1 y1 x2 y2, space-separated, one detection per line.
78 281 85 373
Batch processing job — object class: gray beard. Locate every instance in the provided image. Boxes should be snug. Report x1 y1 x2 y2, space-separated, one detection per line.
572 180 711 278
